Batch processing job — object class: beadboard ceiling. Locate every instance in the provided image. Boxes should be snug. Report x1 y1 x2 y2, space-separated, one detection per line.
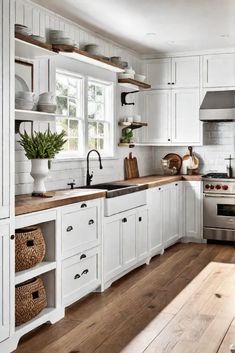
32 0 235 54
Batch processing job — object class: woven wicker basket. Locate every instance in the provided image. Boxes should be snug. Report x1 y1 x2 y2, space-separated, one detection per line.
15 226 46 272
15 277 47 326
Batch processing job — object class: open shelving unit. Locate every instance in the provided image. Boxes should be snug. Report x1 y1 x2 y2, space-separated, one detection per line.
52 44 125 73
118 121 148 129
15 109 57 133
15 261 56 285
118 78 151 89
15 33 56 60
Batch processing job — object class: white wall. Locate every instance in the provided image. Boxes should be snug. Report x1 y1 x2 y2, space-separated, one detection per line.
153 122 235 175
14 0 154 195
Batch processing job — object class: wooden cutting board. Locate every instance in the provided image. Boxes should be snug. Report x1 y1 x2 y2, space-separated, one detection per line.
124 152 139 179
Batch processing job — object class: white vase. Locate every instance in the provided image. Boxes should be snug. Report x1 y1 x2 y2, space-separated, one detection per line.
30 159 49 194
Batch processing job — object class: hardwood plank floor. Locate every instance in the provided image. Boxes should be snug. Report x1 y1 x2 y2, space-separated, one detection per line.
14 242 235 353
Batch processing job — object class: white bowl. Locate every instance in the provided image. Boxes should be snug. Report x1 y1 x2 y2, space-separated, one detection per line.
37 104 57 113
50 30 68 38
16 91 34 101
84 44 100 56
125 67 135 75
118 73 135 80
15 101 34 110
134 74 146 82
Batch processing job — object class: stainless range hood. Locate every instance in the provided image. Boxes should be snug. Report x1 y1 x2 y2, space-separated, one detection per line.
200 90 235 121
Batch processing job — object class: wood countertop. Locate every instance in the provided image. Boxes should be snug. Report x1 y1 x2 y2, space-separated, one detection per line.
15 174 201 216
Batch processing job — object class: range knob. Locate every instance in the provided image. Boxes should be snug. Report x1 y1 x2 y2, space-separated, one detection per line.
215 184 221 190
222 185 229 190
210 185 215 189
205 184 210 189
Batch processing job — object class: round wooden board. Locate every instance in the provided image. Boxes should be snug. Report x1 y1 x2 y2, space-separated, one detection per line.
163 153 182 171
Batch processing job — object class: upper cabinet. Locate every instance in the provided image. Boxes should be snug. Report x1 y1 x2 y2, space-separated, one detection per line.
203 53 235 87
146 58 171 89
146 56 200 89
172 56 200 88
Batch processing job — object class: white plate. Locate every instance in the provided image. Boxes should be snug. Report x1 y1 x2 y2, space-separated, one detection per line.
15 75 29 93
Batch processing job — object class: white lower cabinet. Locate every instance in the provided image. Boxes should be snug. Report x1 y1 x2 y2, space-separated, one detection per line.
62 247 100 306
148 187 163 256
183 181 202 242
103 206 148 287
0 223 10 343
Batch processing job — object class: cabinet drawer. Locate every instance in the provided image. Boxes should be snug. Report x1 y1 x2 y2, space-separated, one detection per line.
62 201 99 258
62 247 100 306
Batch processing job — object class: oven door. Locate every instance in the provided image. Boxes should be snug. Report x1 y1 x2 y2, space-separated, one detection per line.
204 193 235 229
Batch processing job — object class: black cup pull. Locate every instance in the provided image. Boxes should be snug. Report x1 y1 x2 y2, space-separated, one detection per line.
139 217 142 222
66 225 73 232
88 219 94 225
81 203 87 208
74 274 80 280
27 239 34 247
32 290 39 299
82 269 89 275
80 254 86 260
122 218 127 223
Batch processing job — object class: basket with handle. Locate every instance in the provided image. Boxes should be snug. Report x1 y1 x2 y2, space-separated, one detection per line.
15 226 46 272
15 277 47 326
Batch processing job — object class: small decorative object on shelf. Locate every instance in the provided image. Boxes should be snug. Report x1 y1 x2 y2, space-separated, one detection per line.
18 130 67 196
120 127 134 144
15 277 47 326
15 226 46 272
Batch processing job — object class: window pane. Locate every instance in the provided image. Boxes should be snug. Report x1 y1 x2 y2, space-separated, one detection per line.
95 103 104 120
69 119 78 137
56 96 68 115
69 98 77 117
96 85 104 102
68 77 77 97
88 138 97 150
88 121 97 137
69 138 78 151
56 74 68 96
88 101 96 119
98 122 104 136
57 118 68 134
88 84 95 100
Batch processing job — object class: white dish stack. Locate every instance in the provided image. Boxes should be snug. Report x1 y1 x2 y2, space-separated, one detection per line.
37 92 57 113
49 30 75 46
15 24 32 36
15 92 35 111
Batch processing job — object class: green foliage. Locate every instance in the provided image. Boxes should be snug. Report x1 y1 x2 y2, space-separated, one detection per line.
121 128 133 142
18 130 67 159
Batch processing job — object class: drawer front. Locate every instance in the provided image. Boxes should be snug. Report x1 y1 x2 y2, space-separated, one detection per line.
62 202 99 257
62 248 100 306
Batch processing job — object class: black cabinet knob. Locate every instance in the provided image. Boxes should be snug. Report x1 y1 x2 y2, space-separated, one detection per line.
10 234 15 240
88 219 94 225
175 183 178 186
66 225 73 232
167 82 171 85
172 82 175 85
139 217 142 222
158 187 161 190
168 138 171 141
81 203 87 208
122 218 127 223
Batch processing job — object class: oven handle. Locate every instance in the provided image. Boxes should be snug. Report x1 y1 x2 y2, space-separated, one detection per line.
204 194 235 198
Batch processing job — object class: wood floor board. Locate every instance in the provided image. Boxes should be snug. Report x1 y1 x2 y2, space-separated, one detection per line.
14 243 235 353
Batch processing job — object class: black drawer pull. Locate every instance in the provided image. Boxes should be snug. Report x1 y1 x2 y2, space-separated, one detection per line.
66 225 73 232
80 254 86 260
81 203 87 208
122 218 127 223
88 219 94 225
139 217 142 222
74 274 80 280
82 269 89 275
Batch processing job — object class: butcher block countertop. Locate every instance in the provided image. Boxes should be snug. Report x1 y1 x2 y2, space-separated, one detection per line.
15 174 201 216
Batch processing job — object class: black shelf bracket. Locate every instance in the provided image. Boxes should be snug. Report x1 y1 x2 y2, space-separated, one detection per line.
121 90 139 106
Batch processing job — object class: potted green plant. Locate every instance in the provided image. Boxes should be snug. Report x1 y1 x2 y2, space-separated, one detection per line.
120 128 134 143
18 130 67 195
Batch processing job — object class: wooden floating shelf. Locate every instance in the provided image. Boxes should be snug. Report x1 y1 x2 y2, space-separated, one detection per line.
118 78 151 89
52 44 125 73
15 34 56 59
118 143 136 148
119 121 148 130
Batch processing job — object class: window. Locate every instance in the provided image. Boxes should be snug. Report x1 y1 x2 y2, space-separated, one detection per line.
56 71 84 155
56 70 114 158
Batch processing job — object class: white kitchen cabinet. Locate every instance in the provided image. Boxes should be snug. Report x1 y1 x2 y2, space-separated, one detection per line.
171 89 201 144
136 208 148 261
122 211 137 270
203 53 235 87
147 187 163 256
146 58 171 89
143 90 171 144
162 183 181 248
184 181 202 242
172 56 200 88
0 223 10 343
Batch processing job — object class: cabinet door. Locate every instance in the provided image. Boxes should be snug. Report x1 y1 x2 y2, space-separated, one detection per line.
0 224 10 342
122 212 137 269
172 56 200 88
0 0 12 219
163 183 180 248
171 89 201 145
203 53 235 87
184 181 202 241
103 216 122 282
146 58 171 89
147 187 163 255
136 208 148 261
143 90 171 144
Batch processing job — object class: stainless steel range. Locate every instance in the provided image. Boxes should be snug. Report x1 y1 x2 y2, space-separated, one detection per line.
203 173 235 241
